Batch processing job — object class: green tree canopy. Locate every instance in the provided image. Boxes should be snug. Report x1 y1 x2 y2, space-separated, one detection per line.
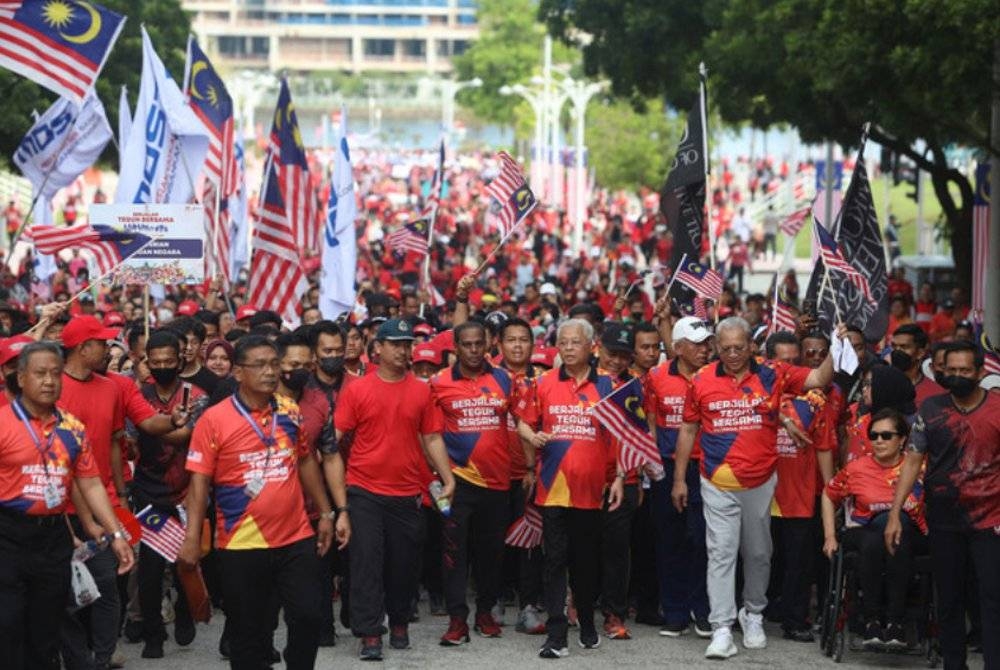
0 0 190 166
586 99 683 190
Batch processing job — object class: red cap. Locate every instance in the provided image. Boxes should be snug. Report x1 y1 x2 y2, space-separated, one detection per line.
104 311 125 327
431 329 454 353
413 323 435 337
176 300 199 316
531 347 558 368
411 343 443 366
235 305 258 321
61 315 121 349
0 335 34 367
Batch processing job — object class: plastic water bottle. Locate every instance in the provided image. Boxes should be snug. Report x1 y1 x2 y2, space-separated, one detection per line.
429 480 451 517
73 537 104 562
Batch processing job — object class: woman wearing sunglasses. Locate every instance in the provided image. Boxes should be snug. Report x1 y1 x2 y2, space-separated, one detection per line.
821 408 927 649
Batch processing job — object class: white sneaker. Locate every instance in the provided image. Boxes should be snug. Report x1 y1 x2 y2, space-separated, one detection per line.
738 607 767 649
705 626 738 659
492 602 506 626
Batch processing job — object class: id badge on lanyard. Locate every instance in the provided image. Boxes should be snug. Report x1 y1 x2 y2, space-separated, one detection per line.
231 397 277 500
13 400 61 509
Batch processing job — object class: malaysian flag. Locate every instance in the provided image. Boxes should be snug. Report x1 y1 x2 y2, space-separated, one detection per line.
269 79 317 254
249 150 307 326
387 219 430 257
0 0 125 102
422 137 446 217
780 205 811 237
505 503 542 549
591 378 664 477
814 218 875 304
971 315 1000 376
972 162 990 313
135 505 186 563
675 257 724 299
25 223 151 275
486 151 537 237
770 293 797 334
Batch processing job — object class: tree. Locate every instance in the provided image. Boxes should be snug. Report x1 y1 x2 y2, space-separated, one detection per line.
586 99 683 190
540 0 1000 295
0 0 190 167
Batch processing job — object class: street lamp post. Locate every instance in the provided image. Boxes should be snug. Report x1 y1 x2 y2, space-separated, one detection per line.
441 77 482 138
560 77 605 255
499 83 546 198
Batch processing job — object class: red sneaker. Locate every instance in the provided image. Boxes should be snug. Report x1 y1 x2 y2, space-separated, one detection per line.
603 614 632 640
440 617 470 646
475 611 503 638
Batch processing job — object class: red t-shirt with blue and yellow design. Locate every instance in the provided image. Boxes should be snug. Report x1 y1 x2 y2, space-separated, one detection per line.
186 393 313 550
430 362 513 490
0 402 99 515
515 365 614 510
684 359 810 491
646 359 702 461
824 453 927 533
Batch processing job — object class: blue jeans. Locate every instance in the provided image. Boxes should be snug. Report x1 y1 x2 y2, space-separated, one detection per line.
649 459 709 626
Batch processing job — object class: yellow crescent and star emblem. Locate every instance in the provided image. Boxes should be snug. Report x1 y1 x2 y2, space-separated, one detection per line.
190 60 220 108
42 0 102 44
625 395 646 420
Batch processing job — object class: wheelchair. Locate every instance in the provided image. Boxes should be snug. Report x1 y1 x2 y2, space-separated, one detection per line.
818 532 940 667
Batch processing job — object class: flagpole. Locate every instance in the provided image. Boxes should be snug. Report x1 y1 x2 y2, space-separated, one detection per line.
474 214 534 275
143 285 150 340
771 272 780 331
699 62 714 273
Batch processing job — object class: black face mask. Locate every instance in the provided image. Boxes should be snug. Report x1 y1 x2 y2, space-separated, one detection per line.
890 349 915 372
934 370 947 386
941 375 979 399
318 356 345 377
3 371 18 395
149 367 180 388
281 368 311 393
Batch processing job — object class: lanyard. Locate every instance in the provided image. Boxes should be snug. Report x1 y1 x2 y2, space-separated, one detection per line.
12 398 58 477
231 395 277 470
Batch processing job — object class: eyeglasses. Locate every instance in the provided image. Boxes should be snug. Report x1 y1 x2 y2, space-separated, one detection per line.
719 345 748 355
237 361 280 372
868 431 902 441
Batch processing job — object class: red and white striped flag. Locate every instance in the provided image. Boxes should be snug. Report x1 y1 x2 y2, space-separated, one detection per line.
814 218 875 304
386 219 430 257
972 162 990 313
486 152 537 237
269 79 317 255
675 257 725 299
780 206 810 237
135 505 186 563
591 378 664 476
25 224 151 276
505 503 542 549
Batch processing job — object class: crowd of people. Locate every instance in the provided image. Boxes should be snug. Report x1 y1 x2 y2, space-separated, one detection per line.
0 150 997 670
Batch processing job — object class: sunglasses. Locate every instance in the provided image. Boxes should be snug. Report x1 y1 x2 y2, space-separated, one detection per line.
868 431 902 441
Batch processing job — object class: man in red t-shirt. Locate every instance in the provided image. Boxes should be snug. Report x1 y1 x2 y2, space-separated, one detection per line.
430 321 513 645
673 317 834 660
334 318 453 661
515 318 624 657
179 335 334 670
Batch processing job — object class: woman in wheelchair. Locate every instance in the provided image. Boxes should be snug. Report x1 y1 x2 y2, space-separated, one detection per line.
821 408 927 649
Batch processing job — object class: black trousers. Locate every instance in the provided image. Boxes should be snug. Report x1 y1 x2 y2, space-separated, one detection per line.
442 478 509 619
217 537 322 670
506 479 543 609
347 486 424 637
929 526 1000 670
600 483 638 619
770 516 815 632
137 505 191 642
0 512 73 670
842 513 923 623
420 505 443 598
542 507 601 643
628 485 661 619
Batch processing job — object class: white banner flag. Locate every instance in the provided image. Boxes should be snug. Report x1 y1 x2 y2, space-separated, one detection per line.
115 27 209 205
229 129 249 280
319 107 357 319
118 85 132 167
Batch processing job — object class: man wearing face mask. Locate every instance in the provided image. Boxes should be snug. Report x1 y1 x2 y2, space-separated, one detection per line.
132 329 205 659
887 341 1000 670
889 324 944 407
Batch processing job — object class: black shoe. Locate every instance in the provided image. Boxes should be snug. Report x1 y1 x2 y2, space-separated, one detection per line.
317 628 337 647
883 622 907 649
782 627 815 643
219 633 230 659
659 621 689 637
390 624 410 650
693 617 713 639
863 620 883 648
359 636 383 661
123 619 143 643
538 638 569 658
578 627 600 649
174 617 196 646
141 639 164 659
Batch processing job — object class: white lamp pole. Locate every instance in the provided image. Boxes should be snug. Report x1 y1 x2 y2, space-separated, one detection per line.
560 77 605 255
500 84 546 196
441 77 482 137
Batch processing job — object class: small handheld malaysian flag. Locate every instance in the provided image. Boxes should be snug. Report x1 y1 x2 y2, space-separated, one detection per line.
675 257 724 300
814 218 875 304
25 223 152 276
591 378 665 479
505 503 542 549
780 206 811 238
387 219 430 257
486 151 537 237
135 505 186 563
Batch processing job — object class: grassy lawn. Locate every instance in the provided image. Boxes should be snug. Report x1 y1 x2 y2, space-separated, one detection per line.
778 176 949 258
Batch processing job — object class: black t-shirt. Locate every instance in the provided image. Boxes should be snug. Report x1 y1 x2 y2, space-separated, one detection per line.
910 391 1000 532
181 365 220 397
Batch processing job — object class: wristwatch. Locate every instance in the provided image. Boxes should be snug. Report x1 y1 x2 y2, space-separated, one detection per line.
110 529 127 541
616 470 627 480
325 506 349 520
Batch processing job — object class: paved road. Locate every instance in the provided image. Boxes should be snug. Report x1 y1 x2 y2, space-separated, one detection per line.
119 599 984 670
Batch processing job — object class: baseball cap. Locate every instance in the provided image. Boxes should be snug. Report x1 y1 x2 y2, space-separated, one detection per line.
539 282 558 296
235 304 258 321
376 318 416 341
78 293 94 304
484 310 509 336
980 374 1000 392
413 322 435 337
531 346 557 368
104 311 125 327
672 316 713 344
61 315 121 349
412 343 443 366
600 322 634 353
0 335 34 366
176 300 199 316
431 329 455 353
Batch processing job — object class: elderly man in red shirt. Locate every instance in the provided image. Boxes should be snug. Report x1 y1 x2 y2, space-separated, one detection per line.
672 316 835 660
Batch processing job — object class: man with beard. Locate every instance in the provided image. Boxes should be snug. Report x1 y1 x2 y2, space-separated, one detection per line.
888 324 944 407
887 341 1000 670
